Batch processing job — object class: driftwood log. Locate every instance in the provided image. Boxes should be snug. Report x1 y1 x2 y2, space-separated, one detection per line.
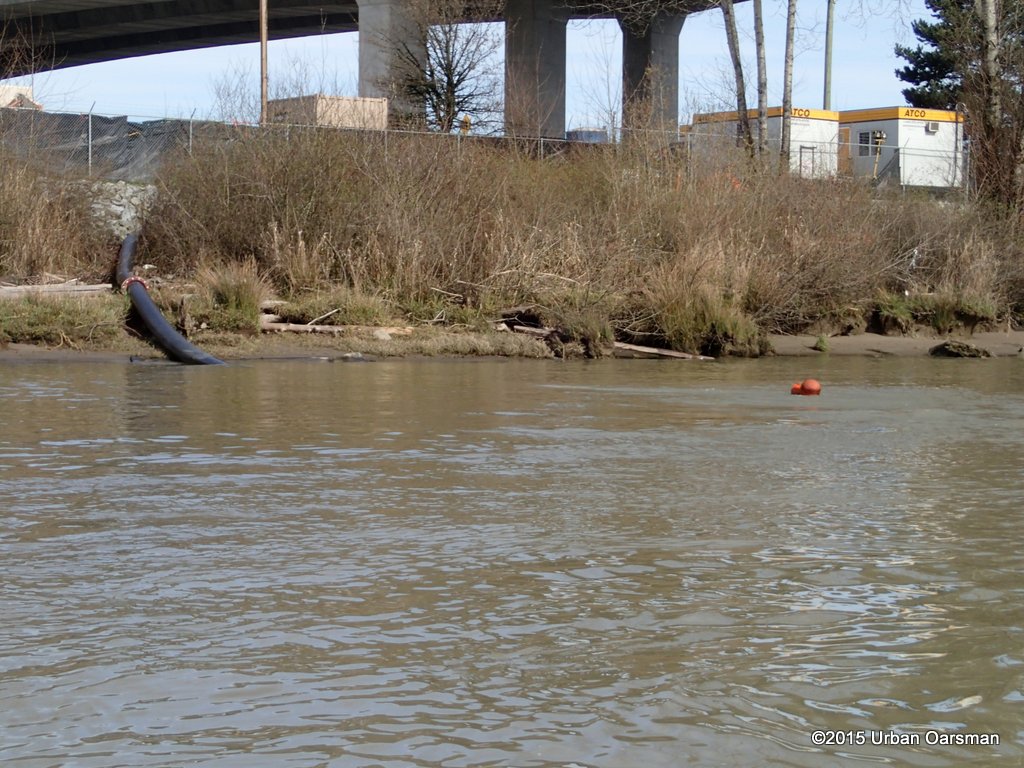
611 341 714 361
260 318 414 336
0 283 113 299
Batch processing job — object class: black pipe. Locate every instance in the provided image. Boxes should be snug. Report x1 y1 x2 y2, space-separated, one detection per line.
116 234 224 365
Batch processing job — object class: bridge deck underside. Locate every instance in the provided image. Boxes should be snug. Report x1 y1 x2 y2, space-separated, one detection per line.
1 0 719 73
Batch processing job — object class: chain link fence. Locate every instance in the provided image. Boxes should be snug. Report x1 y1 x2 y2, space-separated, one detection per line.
0 104 971 192
0 106 233 181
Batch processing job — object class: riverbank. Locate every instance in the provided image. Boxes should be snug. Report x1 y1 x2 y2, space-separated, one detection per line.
3 327 1023 364
768 329 1024 358
6 130 1024 363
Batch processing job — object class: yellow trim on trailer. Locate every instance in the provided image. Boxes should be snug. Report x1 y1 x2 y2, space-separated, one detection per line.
693 106 840 123
839 107 962 123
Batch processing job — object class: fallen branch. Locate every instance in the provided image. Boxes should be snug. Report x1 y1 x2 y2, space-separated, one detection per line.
261 318 415 336
508 324 553 338
0 283 113 298
262 322 344 335
613 341 714 360
308 308 341 325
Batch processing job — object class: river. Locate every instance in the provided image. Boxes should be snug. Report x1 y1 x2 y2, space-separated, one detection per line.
1 356 1022 767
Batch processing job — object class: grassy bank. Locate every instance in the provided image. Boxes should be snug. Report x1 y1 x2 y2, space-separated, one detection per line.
0 293 128 349
3 131 1023 357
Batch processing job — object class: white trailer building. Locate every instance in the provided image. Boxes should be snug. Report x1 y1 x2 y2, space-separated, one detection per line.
689 107 840 178
267 94 389 131
838 107 965 188
0 84 41 109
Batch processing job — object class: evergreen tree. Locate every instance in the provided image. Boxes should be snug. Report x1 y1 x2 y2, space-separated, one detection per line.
895 0 1024 206
894 0 979 109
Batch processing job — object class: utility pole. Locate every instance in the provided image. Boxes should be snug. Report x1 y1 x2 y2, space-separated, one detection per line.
259 0 269 126
823 0 836 109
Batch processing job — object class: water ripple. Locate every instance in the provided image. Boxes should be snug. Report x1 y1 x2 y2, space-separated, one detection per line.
1 359 1022 767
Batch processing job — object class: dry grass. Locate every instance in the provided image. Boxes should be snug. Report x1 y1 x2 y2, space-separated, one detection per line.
0 154 113 281
275 286 395 326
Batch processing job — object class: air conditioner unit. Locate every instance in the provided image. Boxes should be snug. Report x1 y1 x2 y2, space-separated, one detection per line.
925 121 940 133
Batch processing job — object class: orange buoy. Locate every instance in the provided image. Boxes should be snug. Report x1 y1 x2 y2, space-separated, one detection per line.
800 378 822 396
790 379 822 396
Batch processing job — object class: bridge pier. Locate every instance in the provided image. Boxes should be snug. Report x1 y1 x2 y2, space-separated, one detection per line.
357 0 425 125
504 0 568 139
620 12 686 136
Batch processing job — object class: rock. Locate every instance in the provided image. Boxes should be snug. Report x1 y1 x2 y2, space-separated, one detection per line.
372 329 392 341
80 180 158 239
929 340 993 358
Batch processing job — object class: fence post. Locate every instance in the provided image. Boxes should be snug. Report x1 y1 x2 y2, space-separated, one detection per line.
189 109 195 154
87 104 94 176
963 140 971 201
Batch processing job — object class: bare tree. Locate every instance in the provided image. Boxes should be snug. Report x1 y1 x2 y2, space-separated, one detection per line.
600 0 691 36
720 0 754 154
388 0 502 132
0 18 53 78
780 0 798 169
898 0 1023 205
752 0 768 155
977 0 1001 133
967 0 1024 206
573 23 623 138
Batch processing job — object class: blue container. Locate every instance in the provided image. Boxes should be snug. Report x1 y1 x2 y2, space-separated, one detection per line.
566 129 609 144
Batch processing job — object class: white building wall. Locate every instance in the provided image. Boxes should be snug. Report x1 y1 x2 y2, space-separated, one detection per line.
839 108 964 187
784 114 839 177
899 119 964 187
0 85 36 108
268 95 389 130
690 108 839 178
843 118 900 181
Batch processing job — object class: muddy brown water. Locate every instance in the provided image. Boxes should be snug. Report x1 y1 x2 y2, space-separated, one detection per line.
1 357 1022 767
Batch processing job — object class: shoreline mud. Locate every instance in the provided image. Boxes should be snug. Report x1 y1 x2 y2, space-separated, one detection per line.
3 329 1024 364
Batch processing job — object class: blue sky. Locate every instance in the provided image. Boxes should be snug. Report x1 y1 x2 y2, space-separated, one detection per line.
6 0 930 127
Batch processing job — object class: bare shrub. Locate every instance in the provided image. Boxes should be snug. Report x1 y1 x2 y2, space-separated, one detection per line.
141 124 1024 353
0 157 111 280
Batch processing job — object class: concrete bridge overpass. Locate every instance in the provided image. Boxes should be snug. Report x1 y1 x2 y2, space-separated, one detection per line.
1 0 727 137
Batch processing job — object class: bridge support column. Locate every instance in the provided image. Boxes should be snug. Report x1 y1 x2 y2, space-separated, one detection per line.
619 12 686 136
504 0 568 139
358 0 425 125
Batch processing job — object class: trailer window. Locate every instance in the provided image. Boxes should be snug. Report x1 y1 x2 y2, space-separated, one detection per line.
858 132 871 156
